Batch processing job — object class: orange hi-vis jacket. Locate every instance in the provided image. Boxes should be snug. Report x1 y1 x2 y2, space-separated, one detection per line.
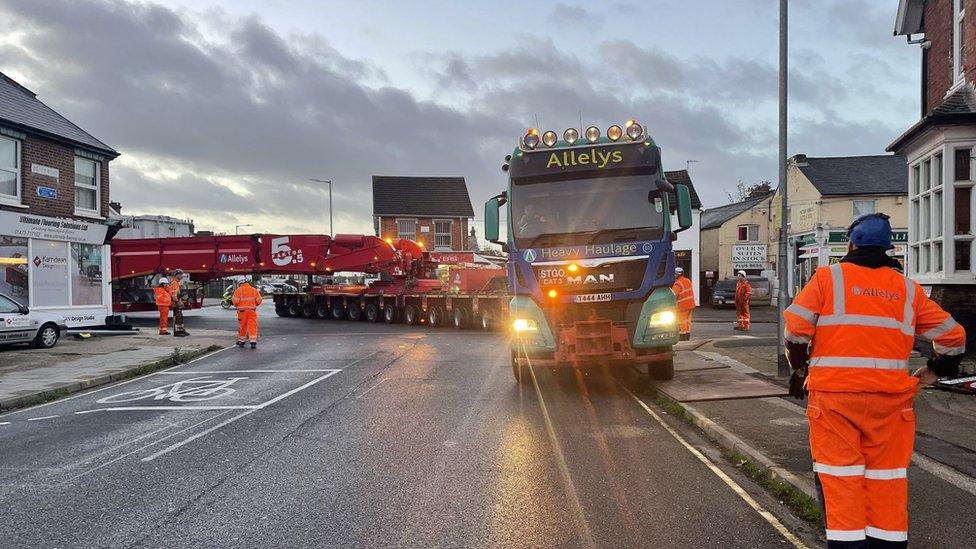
153 286 172 307
672 275 696 312
232 284 263 310
167 279 181 299
785 262 966 393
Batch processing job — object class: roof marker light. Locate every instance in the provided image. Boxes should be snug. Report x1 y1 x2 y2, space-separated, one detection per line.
522 128 540 149
563 128 579 145
607 125 622 141
585 126 600 143
542 130 558 147
625 119 643 141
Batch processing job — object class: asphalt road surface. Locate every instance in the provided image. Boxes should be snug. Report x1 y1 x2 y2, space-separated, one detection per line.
0 304 817 548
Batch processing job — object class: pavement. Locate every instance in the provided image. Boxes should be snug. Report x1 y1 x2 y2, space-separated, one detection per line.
693 303 777 323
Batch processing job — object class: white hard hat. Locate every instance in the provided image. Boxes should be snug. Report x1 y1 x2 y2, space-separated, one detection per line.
737 270 747 277
158 277 170 285
675 267 684 275
236 276 249 284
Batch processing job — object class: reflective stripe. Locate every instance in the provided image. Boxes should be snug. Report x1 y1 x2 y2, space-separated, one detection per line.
813 462 865 476
826 529 866 542
902 276 915 333
933 343 966 356
921 317 961 340
786 303 818 324
785 333 811 344
864 467 907 480
810 357 909 370
816 314 914 336
865 526 908 542
829 263 845 314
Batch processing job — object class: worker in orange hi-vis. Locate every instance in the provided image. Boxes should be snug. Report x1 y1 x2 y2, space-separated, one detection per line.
784 213 966 548
231 276 263 349
671 267 696 341
167 269 189 337
153 277 172 335
734 270 752 332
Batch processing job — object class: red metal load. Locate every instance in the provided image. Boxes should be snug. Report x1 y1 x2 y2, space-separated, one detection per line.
259 235 332 275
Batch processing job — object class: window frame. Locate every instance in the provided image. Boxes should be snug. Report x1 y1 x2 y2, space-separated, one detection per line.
736 224 759 243
73 156 101 216
433 219 453 249
954 0 967 86
0 135 22 205
852 199 877 219
395 218 417 241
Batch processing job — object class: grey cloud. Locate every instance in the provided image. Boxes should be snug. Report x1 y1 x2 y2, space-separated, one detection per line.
549 3 604 29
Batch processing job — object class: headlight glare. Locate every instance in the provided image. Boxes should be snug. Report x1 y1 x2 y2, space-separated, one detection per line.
513 318 539 332
649 310 676 326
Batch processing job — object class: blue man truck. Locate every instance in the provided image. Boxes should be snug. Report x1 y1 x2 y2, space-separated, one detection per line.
483 120 693 382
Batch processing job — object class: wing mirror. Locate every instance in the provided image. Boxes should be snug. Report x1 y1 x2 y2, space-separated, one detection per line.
18 305 29 314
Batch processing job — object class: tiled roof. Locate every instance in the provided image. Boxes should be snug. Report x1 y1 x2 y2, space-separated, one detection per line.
664 169 704 210
700 193 773 230
372 176 475 217
797 155 907 196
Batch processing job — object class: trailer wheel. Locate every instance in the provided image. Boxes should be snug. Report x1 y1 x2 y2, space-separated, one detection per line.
275 301 290 317
314 300 328 319
648 359 675 381
479 310 493 331
301 300 314 318
403 304 419 325
348 304 363 321
330 301 345 320
364 303 380 323
287 299 301 317
427 306 444 327
452 307 469 329
383 305 398 324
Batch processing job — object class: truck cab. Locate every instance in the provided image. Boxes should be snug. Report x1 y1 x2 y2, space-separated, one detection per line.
484 120 694 381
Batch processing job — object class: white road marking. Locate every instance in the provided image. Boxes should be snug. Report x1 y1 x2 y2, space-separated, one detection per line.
104 405 260 411
356 378 387 399
620 384 808 549
155 369 337 374
27 415 59 422
74 409 103 415
0 421 10 426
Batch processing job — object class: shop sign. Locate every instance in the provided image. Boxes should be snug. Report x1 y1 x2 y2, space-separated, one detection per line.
675 249 691 260
0 210 107 245
827 230 908 244
732 244 766 270
793 233 817 246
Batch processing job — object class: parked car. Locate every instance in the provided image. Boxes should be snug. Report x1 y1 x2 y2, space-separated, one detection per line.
0 292 68 348
710 277 771 308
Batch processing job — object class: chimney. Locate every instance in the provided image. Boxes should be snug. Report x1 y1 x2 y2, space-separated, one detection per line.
110 201 122 214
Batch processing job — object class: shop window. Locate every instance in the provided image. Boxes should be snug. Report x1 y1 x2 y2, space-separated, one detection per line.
921 160 930 192
0 135 19 202
74 157 99 213
70 243 103 306
956 186 972 235
434 220 452 249
396 218 416 240
32 240 69 307
935 241 944 272
954 148 971 181
0 236 29 299
853 199 877 219
935 191 943 237
737 224 759 242
955 240 972 271
920 196 930 239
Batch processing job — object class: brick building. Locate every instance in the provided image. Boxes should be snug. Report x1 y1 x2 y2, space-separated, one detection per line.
372 176 475 251
891 0 976 350
0 71 119 326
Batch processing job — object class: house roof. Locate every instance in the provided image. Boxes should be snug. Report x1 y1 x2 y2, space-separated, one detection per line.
663 169 704 210
797 155 907 196
700 193 773 230
888 85 976 152
0 72 118 157
372 176 475 217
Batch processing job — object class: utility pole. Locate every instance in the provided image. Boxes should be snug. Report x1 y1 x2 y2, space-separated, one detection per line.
777 0 790 378
309 178 334 235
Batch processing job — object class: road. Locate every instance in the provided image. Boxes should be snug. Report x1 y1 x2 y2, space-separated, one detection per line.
0 304 816 548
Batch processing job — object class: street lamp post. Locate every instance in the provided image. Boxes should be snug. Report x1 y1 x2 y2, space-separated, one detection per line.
310 178 333 235
777 0 790 378
235 224 253 235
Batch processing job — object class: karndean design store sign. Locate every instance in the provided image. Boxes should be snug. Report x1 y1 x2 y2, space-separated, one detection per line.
0 210 107 245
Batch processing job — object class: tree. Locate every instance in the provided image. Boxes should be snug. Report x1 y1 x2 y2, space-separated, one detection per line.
726 180 773 202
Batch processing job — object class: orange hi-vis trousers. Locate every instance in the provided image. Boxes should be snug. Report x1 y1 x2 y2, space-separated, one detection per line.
735 301 750 330
678 310 693 335
808 390 915 546
158 306 170 332
237 309 258 342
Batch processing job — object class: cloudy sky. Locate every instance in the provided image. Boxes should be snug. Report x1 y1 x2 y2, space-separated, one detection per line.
0 0 919 235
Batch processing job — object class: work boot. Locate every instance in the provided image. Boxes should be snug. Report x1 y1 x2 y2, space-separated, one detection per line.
236 341 245 348
174 329 189 337
250 342 257 350
159 330 170 335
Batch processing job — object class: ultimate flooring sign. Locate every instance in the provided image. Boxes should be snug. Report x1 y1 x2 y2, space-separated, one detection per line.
732 244 767 270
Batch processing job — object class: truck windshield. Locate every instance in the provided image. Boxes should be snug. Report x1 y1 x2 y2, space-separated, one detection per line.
510 174 665 249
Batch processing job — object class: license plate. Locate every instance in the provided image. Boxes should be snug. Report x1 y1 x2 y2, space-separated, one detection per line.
575 293 612 303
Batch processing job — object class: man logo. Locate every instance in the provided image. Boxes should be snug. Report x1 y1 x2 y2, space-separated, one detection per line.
523 249 537 262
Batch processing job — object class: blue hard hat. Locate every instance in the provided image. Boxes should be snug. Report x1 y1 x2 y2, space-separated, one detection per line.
848 213 893 249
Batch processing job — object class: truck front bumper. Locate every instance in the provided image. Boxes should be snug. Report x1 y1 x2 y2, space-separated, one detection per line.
516 320 673 367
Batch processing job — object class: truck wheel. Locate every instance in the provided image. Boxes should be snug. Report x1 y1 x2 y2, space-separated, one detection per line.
348 304 363 321
364 303 380 322
383 305 398 324
648 359 675 381
479 311 493 331
427 306 443 327
330 301 345 320
314 300 328 319
452 307 469 329
275 302 290 317
287 299 301 317
403 304 419 325
301 300 314 318
511 349 529 384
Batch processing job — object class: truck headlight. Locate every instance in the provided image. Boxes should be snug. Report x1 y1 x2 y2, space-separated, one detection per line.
513 318 538 332
649 310 676 326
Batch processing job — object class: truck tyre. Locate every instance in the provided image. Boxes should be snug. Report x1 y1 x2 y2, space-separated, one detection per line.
452 307 469 329
479 310 493 331
427 306 444 327
301 300 314 318
364 303 380 323
348 304 363 321
330 301 345 320
383 305 398 324
314 300 328 319
275 302 290 317
511 349 529 384
648 359 675 381
287 299 301 317
403 304 419 325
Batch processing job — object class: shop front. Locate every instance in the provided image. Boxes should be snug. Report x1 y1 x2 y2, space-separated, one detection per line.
0 210 110 327
791 229 907 295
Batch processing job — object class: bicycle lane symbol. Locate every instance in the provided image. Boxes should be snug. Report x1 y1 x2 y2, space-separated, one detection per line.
96 376 249 404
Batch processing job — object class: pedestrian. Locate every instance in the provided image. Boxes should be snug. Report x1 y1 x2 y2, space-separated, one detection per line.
784 212 966 548
168 269 189 337
734 270 752 332
671 266 696 340
232 276 262 349
153 277 172 335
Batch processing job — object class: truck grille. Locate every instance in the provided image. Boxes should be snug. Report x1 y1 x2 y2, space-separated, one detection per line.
533 258 648 295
